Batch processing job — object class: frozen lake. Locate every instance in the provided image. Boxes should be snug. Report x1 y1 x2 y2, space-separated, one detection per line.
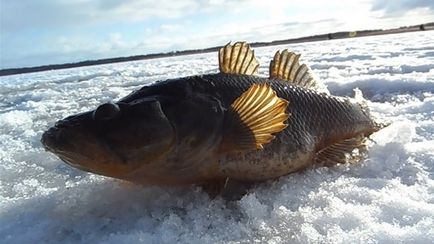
1 31 434 243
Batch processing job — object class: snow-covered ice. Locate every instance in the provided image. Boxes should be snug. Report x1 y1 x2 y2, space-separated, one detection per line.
1 31 434 243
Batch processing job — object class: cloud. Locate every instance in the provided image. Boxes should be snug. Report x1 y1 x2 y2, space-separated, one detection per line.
371 0 434 15
159 24 184 32
1 0 434 69
0 0 198 32
0 0 253 32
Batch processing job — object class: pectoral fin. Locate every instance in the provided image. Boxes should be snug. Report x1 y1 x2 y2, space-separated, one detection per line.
220 83 290 153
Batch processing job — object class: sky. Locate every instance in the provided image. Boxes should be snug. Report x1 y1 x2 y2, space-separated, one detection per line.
0 0 433 69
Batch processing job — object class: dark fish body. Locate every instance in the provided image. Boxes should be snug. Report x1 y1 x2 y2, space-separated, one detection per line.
41 42 383 192
116 73 378 182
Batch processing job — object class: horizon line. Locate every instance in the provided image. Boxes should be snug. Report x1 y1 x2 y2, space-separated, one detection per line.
1 22 433 77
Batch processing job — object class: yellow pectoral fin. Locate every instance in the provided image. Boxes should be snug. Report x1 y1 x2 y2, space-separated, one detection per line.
220 83 290 153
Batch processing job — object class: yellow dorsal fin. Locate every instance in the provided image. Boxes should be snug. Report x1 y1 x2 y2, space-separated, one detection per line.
220 83 290 152
219 42 259 75
269 50 319 90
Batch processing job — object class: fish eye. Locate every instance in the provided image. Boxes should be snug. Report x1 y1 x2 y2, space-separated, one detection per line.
93 102 120 120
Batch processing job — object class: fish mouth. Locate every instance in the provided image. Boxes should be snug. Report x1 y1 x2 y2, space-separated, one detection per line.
41 126 84 163
41 122 126 170
41 122 94 156
41 116 77 150
41 126 70 153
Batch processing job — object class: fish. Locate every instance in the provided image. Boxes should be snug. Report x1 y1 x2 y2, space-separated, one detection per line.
41 42 385 196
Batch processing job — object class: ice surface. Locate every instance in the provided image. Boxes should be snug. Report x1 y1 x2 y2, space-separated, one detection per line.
1 31 434 243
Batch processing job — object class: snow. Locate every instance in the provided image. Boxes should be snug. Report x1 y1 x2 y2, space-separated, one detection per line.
1 31 434 243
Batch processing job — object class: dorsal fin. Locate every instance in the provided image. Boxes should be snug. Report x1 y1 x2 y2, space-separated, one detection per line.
269 50 319 90
219 42 259 75
220 83 289 153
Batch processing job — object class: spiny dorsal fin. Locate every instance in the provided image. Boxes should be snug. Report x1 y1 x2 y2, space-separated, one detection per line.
269 50 319 90
220 83 289 153
315 134 368 167
219 42 259 75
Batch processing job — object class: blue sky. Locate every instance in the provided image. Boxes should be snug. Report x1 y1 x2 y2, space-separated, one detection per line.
1 0 433 69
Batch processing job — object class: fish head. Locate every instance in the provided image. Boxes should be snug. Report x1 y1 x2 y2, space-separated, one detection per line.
41 98 176 178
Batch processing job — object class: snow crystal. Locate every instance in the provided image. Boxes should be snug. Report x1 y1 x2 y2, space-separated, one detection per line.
1 31 434 243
